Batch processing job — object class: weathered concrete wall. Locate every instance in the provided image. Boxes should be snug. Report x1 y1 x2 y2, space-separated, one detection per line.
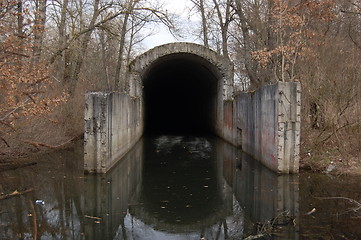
220 100 238 146
235 82 301 173
84 92 143 173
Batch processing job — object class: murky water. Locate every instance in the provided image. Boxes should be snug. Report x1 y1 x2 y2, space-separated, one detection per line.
1 136 361 239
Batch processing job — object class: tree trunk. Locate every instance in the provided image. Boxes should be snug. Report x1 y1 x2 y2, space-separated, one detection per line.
266 0 277 83
17 0 23 37
32 0 47 65
57 0 69 84
199 0 209 48
212 0 231 59
234 0 260 88
99 29 110 90
16 0 24 60
114 12 130 91
69 0 100 94
114 0 137 91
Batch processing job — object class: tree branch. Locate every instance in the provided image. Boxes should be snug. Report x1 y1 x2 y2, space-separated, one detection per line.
23 136 77 149
0 136 10 147
0 189 34 201
348 24 361 50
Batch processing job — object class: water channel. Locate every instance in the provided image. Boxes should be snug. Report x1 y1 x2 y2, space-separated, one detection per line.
1 135 361 239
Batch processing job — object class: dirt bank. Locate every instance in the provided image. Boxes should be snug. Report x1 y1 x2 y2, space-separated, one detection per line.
299 125 361 176
0 135 82 172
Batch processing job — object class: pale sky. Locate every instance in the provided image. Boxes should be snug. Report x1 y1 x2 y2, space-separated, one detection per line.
142 0 200 50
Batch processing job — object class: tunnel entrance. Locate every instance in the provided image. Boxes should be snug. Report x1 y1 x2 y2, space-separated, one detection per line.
85 43 301 174
143 53 219 135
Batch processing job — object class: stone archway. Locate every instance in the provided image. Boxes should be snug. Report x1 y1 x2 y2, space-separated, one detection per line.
128 42 234 99
128 42 234 136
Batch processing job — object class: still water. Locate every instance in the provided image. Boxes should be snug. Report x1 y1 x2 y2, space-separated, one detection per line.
1 136 361 239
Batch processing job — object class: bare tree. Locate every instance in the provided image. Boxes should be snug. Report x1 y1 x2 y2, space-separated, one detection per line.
114 0 139 91
190 0 233 58
113 0 176 91
212 0 232 59
68 0 101 93
191 0 210 48
32 0 47 65
232 0 270 88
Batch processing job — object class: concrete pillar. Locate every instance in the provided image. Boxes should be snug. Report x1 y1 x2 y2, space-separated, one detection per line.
84 93 111 173
84 92 143 173
234 82 301 173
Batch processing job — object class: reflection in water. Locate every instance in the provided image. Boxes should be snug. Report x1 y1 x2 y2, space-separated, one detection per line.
84 136 243 240
83 136 299 240
0 144 85 239
299 174 361 239
0 135 312 239
127 136 238 239
218 140 299 239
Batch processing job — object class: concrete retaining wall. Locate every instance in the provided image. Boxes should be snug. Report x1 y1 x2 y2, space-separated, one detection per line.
84 92 143 173
235 82 301 173
220 100 238 146
84 82 300 174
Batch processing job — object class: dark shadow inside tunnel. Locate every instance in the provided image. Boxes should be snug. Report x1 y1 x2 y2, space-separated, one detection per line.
143 54 219 135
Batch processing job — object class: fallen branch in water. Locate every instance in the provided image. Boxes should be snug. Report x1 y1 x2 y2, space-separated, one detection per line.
314 196 361 215
244 233 266 240
0 161 37 171
23 140 57 149
243 210 295 240
23 136 78 150
84 215 102 220
0 188 34 201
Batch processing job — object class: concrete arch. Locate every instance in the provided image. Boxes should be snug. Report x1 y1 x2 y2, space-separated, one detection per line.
128 42 234 100
127 42 235 135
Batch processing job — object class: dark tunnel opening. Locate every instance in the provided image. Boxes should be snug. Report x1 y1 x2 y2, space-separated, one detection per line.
143 54 219 136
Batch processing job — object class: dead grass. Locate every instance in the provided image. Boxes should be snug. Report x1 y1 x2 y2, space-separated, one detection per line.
0 80 89 160
300 126 361 175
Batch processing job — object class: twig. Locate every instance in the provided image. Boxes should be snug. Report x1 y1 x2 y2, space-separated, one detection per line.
0 188 34 201
314 196 361 207
0 98 30 121
4 50 30 58
23 137 77 149
84 215 102 220
244 234 266 240
23 141 57 149
24 93 36 103
317 119 361 146
266 210 293 227
0 136 10 147
314 196 361 214
244 210 294 240
0 120 16 131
